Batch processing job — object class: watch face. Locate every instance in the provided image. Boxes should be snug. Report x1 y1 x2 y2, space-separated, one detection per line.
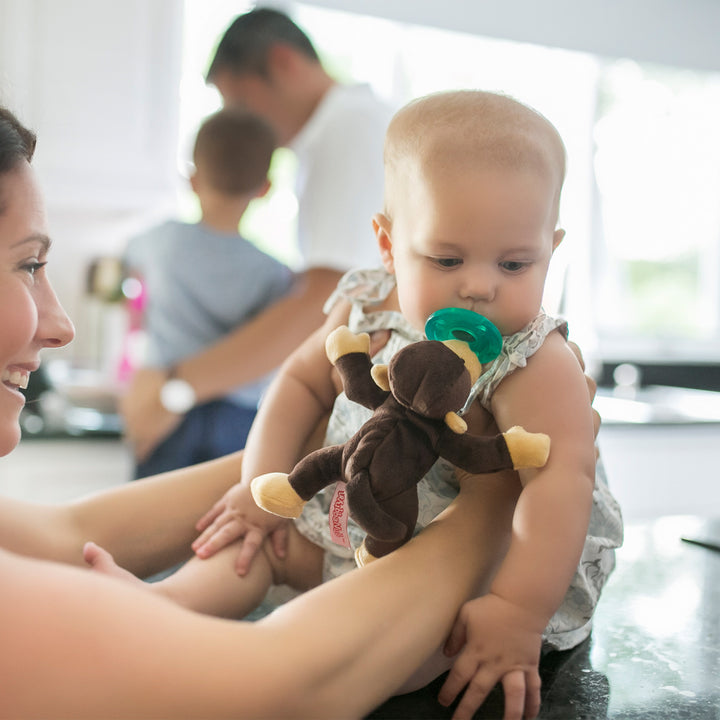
160 378 196 414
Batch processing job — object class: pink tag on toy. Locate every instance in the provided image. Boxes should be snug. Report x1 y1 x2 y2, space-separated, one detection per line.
329 483 351 549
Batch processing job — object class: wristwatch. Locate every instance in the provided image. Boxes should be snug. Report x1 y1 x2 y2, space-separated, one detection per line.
159 369 196 414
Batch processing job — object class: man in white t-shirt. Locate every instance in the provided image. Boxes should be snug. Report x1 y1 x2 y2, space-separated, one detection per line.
121 7 393 462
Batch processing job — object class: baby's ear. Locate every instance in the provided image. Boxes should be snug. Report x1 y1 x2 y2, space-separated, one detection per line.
371 364 390 391
373 213 395 274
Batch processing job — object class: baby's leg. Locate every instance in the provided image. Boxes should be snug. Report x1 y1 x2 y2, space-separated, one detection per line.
85 525 324 620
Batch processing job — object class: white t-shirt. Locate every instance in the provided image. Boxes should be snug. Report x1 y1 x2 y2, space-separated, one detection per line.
290 83 394 273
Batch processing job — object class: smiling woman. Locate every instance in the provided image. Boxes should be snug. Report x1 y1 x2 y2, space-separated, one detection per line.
0 110 75 456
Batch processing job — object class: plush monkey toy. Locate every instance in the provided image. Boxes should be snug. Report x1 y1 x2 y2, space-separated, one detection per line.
251 324 550 567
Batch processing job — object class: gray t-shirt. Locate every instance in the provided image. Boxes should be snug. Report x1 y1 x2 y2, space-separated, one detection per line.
124 219 293 407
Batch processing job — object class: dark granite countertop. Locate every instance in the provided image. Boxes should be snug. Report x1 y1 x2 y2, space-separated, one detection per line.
368 516 720 719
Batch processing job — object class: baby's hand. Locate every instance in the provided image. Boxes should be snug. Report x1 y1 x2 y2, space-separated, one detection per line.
438 593 544 720
193 482 289 576
325 326 370 365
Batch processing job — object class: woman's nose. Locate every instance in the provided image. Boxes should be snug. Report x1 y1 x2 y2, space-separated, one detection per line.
38 285 75 349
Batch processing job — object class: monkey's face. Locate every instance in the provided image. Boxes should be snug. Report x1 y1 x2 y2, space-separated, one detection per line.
388 341 471 419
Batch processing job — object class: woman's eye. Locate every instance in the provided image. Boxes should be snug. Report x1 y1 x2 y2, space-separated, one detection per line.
22 261 47 276
434 257 462 268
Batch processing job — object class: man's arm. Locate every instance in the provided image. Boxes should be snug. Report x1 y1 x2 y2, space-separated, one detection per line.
121 268 342 460
175 268 341 401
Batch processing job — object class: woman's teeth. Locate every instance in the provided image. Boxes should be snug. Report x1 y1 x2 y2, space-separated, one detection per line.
2 369 29 390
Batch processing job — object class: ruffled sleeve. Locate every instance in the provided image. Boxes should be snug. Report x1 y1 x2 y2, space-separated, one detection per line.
323 268 397 314
463 312 568 412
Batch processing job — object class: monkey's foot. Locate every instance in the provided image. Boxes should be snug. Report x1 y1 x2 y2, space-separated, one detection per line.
250 473 306 518
503 426 551 469
354 541 379 568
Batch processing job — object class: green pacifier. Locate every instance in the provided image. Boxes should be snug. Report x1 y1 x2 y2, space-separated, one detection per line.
425 308 503 364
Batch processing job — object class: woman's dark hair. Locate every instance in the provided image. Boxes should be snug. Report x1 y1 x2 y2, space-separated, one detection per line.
0 106 36 174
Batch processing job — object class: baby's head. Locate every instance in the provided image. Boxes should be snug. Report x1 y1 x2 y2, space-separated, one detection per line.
374 90 567 337
191 108 276 202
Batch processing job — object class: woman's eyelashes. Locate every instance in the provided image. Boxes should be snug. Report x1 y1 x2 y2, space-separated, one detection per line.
20 259 47 276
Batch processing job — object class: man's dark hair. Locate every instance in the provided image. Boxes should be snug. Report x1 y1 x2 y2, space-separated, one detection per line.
193 108 277 195
206 7 319 82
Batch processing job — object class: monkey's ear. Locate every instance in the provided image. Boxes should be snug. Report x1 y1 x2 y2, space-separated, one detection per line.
445 412 467 434
371 364 390 391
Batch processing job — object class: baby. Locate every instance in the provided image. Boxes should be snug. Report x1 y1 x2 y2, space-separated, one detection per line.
88 90 622 719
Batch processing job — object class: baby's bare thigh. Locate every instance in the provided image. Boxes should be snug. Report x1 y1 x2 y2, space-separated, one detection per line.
262 523 324 592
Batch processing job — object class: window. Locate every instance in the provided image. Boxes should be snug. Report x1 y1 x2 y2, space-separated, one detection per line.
593 62 720 363
181 1 720 376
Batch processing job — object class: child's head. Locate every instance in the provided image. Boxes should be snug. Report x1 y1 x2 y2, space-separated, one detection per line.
191 108 276 208
373 90 566 337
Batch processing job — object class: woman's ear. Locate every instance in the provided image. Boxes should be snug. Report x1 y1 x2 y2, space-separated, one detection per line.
552 228 565 251
373 213 395 274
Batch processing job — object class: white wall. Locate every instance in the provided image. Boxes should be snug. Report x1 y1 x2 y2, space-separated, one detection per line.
0 0 184 364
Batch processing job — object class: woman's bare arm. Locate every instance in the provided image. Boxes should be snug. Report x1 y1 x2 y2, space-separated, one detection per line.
0 451 244 577
0 473 517 720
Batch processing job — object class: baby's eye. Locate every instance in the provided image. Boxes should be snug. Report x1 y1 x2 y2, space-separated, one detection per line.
500 260 527 273
433 257 463 268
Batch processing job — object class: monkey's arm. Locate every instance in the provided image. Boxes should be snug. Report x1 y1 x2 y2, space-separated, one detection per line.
437 426 550 474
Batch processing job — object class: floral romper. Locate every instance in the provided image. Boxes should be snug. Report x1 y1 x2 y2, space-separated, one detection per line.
294 268 624 651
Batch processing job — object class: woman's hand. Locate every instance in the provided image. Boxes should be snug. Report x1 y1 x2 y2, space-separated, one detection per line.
567 340 601 447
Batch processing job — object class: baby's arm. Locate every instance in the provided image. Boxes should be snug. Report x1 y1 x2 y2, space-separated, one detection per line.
440 332 596 719
192 302 350 573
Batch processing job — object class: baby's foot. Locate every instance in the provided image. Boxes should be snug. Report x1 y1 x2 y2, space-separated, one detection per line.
83 541 143 587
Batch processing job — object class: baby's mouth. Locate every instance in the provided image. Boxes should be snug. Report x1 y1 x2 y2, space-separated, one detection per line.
2 369 30 390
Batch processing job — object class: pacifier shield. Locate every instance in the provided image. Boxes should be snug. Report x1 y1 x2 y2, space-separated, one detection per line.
425 308 503 363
